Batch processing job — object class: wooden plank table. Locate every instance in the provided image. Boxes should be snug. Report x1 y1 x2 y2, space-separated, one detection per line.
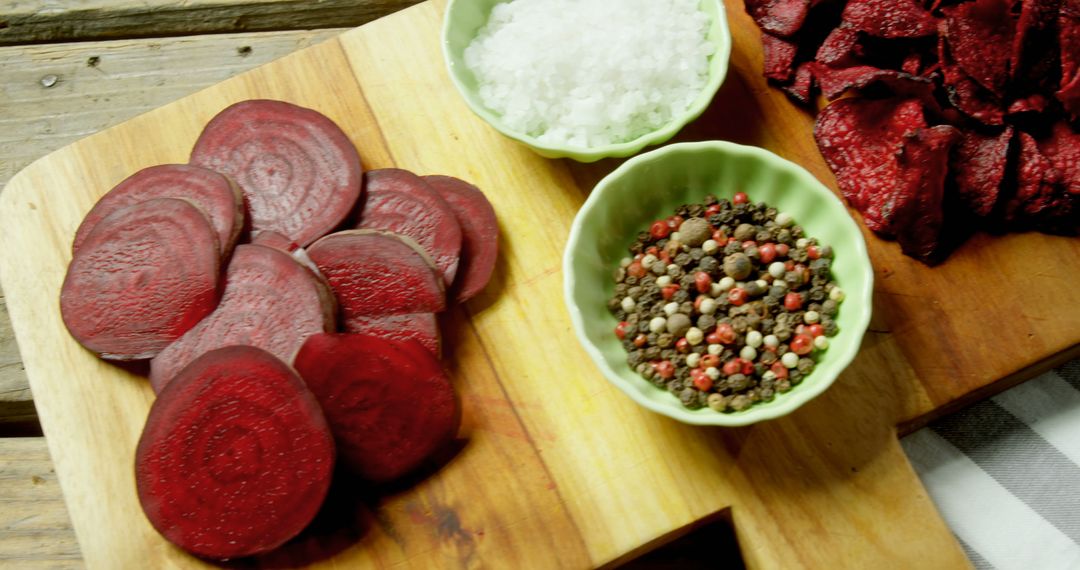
0 1 1076 568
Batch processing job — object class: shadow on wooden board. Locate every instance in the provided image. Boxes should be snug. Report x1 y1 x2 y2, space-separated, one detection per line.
615 511 746 570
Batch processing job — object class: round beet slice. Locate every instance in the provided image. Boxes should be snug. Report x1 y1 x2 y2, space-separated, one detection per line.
307 229 445 322
60 198 221 360
149 244 336 392
293 333 459 482
72 164 244 257
190 99 362 247
346 312 440 357
136 346 335 560
355 169 462 285
422 175 499 303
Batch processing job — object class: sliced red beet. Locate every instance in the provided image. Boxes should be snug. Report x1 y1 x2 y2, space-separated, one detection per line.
952 127 1013 219
293 333 459 483
422 175 499 303
250 229 323 276
312 226 445 355
744 0 813 38
136 346 335 560
347 313 440 357
61 198 220 361
149 243 335 392
814 96 927 232
189 99 362 247
842 0 937 39
890 125 962 263
762 32 800 83
72 164 243 257
942 0 1015 96
355 169 462 286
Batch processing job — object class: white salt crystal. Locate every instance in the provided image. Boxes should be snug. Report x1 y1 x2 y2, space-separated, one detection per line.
463 0 714 148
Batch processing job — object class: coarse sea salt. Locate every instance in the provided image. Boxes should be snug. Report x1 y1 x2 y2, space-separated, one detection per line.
463 0 714 148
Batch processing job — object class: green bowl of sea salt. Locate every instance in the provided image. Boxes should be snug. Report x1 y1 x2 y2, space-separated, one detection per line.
441 0 730 163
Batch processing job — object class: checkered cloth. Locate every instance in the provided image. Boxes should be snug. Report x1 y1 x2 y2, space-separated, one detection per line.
901 360 1080 570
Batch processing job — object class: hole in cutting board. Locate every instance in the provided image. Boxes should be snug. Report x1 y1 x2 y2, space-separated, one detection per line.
612 509 745 570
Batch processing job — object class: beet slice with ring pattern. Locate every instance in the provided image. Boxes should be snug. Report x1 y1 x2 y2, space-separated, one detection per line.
294 333 459 483
422 175 499 303
72 164 243 257
61 198 221 361
136 346 335 560
355 168 462 286
190 99 362 247
149 243 336 392
307 229 445 354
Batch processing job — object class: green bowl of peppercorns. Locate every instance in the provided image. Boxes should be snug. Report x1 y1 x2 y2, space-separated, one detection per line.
563 141 873 426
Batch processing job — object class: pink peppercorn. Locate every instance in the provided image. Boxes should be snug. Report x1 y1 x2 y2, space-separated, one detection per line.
713 323 736 344
759 243 777 264
733 192 748 204
675 338 691 353
701 354 721 369
790 334 814 355
615 321 631 340
650 221 671 239
723 358 743 376
654 360 675 379
627 261 646 278
784 292 803 311
770 362 789 379
728 288 748 306
808 324 825 337
694 271 712 293
693 375 714 392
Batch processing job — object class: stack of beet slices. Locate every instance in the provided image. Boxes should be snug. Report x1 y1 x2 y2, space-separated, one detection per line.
744 0 1079 264
59 99 499 560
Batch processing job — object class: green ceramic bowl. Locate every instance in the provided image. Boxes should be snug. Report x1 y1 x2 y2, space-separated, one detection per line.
441 0 731 163
563 142 874 426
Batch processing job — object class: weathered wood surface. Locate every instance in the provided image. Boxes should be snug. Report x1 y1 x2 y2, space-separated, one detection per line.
0 28 344 424
0 438 82 569
0 0 421 45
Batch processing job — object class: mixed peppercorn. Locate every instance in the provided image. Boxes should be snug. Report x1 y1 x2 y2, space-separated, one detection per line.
608 192 844 413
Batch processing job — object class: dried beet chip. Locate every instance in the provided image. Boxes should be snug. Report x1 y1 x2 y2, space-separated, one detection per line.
942 0 1015 96
744 0 814 38
891 125 962 263
1004 131 1073 231
842 0 938 39
1010 0 1061 88
816 22 862 67
1057 7 1080 117
762 32 800 82
939 37 1006 125
1036 121 1080 195
1007 93 1051 116
783 62 816 104
809 63 935 101
952 127 1013 218
814 96 928 232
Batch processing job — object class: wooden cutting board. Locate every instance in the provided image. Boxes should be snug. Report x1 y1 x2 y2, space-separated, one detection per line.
1 1 1077 568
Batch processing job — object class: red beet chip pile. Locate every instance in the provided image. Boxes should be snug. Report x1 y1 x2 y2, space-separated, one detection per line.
59 99 500 560
744 0 1079 264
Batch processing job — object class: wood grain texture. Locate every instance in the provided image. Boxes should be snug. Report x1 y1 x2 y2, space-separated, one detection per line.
0 0 421 45
0 1 1076 569
0 438 81 569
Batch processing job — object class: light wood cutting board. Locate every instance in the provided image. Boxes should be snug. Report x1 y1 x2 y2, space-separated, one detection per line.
1 1 1077 568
